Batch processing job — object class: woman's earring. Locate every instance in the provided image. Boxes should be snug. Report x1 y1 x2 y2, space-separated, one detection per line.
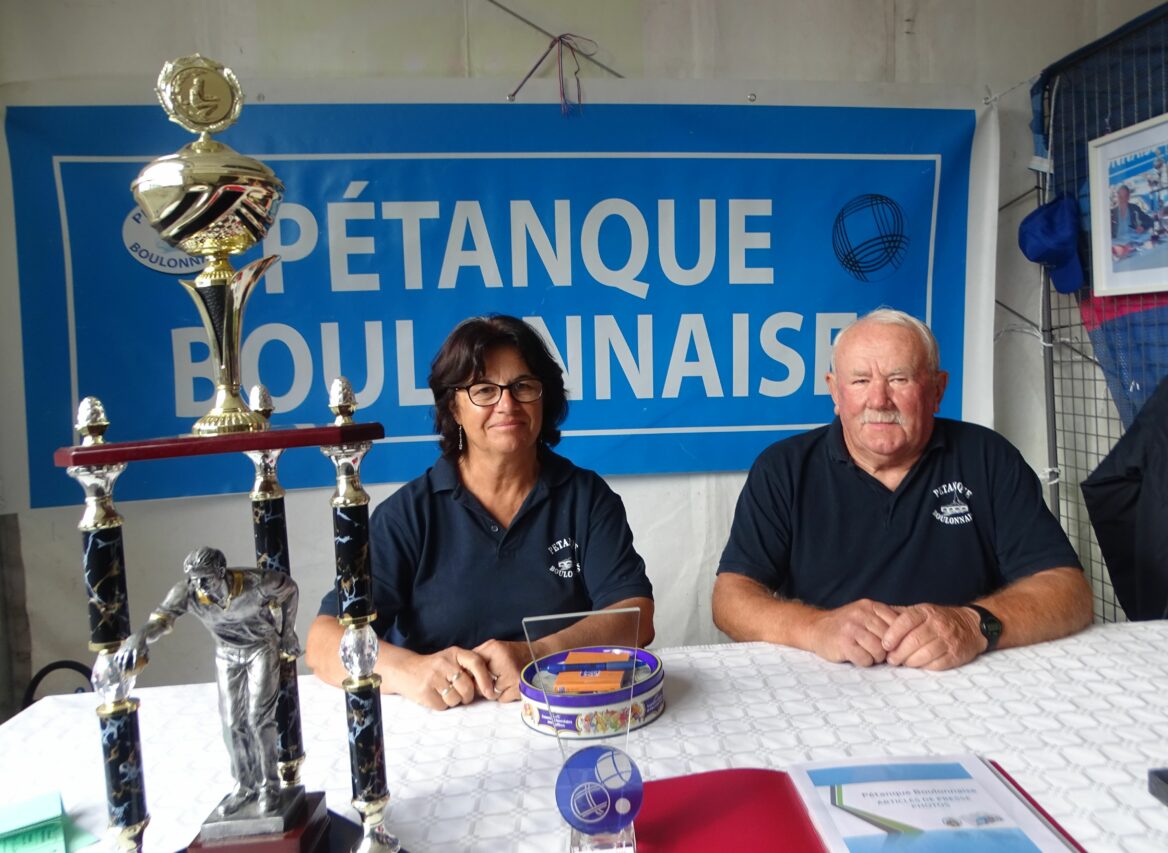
458 424 464 452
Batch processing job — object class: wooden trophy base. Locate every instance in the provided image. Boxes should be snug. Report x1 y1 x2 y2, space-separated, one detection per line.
188 791 329 853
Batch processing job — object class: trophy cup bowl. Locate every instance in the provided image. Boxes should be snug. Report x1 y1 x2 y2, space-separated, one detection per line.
132 139 282 258
131 54 284 436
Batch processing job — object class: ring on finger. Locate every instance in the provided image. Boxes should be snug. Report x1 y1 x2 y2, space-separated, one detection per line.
449 671 462 684
440 685 453 698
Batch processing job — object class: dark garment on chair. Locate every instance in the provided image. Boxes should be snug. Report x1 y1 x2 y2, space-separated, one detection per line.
1081 374 1168 620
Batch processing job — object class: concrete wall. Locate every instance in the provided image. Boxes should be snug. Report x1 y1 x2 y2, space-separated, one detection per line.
0 0 1158 689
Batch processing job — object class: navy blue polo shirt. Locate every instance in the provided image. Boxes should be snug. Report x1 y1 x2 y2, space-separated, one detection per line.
717 418 1081 608
318 450 652 654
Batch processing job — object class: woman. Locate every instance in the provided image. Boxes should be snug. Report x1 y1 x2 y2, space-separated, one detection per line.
305 315 654 709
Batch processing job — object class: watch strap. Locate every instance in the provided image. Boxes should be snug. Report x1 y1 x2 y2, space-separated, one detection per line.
966 604 1002 651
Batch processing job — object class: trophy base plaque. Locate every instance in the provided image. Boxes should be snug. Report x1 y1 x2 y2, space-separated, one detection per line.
189 790 329 853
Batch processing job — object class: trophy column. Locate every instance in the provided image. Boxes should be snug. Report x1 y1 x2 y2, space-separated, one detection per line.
244 387 306 788
321 379 400 853
64 398 149 852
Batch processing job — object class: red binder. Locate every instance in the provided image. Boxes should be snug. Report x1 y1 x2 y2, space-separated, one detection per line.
635 768 826 852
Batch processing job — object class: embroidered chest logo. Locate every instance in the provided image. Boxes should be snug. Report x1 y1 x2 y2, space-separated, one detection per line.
931 480 973 526
547 537 580 578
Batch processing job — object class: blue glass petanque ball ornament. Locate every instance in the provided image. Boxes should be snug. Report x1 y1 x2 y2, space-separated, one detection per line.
555 745 643 835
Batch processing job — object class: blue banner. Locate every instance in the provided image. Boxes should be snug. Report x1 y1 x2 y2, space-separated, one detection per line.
7 102 974 507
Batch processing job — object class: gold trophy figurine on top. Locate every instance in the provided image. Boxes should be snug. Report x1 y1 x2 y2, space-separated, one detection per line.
132 55 283 436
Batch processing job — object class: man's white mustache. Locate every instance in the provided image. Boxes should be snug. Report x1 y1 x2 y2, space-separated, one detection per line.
860 410 903 425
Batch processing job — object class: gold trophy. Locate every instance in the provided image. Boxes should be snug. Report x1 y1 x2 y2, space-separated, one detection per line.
131 55 283 436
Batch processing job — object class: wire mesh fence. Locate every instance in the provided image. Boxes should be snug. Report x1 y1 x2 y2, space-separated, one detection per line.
1038 7 1168 622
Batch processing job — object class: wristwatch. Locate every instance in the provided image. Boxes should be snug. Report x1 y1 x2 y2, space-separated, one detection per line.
966 604 1002 652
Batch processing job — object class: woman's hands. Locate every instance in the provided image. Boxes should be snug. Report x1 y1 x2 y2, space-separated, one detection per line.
405 640 536 708
397 635 534 705
403 646 502 710
472 639 535 703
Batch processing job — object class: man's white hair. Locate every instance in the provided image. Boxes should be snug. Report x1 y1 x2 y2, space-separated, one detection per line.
831 308 940 374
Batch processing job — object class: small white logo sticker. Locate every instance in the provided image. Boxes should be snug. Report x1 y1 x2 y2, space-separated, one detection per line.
122 207 207 275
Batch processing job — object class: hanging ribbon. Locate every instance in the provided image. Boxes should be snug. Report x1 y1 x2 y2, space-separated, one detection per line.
509 33 598 115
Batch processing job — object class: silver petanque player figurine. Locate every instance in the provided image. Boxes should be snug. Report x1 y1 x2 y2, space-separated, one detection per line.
113 547 302 830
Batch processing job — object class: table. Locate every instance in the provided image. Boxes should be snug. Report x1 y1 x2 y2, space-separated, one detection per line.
3 622 1168 852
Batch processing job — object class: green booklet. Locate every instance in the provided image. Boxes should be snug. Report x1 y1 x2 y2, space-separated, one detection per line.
0 793 66 853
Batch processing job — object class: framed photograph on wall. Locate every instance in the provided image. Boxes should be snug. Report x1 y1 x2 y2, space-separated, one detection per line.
1090 113 1168 295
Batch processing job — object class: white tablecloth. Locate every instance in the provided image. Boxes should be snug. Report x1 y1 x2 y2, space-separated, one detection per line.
3 622 1168 852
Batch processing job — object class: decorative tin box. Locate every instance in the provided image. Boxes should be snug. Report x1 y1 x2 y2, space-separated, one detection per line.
519 647 665 738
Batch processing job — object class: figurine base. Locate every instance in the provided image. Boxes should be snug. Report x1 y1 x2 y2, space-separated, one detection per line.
200 785 307 841
325 809 364 851
570 825 635 852
189 789 328 853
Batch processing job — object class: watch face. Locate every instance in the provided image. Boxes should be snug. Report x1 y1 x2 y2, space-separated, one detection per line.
970 605 1001 648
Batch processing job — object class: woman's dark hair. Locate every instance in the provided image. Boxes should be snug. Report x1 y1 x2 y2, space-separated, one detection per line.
429 315 568 458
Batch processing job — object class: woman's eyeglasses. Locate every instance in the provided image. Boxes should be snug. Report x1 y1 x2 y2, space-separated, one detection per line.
455 378 544 407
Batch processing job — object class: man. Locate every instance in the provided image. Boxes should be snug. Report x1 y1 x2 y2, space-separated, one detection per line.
1112 182 1155 261
114 547 301 815
712 309 1092 670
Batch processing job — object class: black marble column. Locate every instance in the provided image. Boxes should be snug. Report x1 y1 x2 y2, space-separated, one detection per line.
275 655 305 783
97 700 148 829
82 527 132 649
344 679 388 804
252 496 290 575
333 504 374 623
323 387 398 851
247 445 305 785
66 407 151 853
